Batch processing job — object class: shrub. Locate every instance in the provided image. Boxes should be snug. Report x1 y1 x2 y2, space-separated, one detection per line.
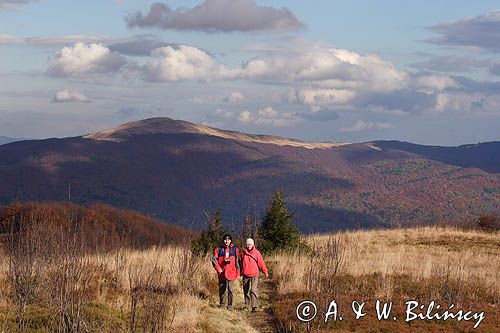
191 209 226 255
477 213 500 231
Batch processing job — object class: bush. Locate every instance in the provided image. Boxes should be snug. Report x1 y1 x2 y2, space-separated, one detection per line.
477 213 500 231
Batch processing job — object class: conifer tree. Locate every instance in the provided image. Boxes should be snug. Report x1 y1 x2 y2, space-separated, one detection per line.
192 209 225 255
258 190 301 253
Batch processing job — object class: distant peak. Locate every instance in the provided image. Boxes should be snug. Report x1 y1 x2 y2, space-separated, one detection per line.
84 117 349 149
84 117 191 141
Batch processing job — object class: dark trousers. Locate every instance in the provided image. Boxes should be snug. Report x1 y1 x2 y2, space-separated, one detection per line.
243 276 259 308
219 278 234 308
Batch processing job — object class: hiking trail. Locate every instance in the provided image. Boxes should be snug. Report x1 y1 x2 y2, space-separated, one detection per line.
246 277 280 333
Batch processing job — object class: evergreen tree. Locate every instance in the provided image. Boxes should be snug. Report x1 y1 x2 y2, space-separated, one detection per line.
191 209 225 255
258 190 301 253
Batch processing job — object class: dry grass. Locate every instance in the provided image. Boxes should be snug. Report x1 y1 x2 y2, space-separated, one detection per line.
271 227 500 332
1 226 498 332
273 227 499 295
0 245 255 332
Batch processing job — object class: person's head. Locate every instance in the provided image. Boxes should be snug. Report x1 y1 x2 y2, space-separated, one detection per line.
222 234 232 247
246 238 254 250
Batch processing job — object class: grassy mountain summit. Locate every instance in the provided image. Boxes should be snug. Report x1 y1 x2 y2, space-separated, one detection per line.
0 117 498 231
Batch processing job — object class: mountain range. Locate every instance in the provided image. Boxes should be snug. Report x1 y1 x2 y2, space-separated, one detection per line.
0 136 27 146
0 117 498 232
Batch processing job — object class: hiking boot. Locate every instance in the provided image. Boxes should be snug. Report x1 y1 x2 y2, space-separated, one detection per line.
227 306 233 311
251 307 258 312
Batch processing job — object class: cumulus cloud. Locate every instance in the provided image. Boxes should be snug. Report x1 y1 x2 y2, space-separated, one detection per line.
212 107 300 127
223 91 245 103
221 46 407 90
427 10 500 52
136 42 455 116
412 74 461 94
434 92 485 112
252 107 300 127
126 0 304 33
340 120 395 132
51 89 90 103
362 90 435 114
142 45 214 82
410 55 490 73
133 40 500 116
47 43 127 77
220 45 409 108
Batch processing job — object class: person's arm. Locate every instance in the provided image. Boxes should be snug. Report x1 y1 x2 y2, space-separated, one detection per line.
258 251 269 277
212 248 223 274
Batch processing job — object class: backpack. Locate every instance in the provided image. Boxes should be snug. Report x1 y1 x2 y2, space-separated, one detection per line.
217 245 237 258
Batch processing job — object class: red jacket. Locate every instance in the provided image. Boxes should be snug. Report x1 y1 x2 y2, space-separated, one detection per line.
240 247 268 278
212 244 240 280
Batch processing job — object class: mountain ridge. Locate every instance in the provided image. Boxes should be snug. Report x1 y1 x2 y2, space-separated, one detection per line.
0 117 498 232
84 117 350 149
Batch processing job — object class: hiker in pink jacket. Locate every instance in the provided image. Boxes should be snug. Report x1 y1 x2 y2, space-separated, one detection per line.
211 234 240 310
239 238 269 312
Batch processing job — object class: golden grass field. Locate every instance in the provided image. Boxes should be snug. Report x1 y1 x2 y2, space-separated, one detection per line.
272 227 499 332
0 226 498 332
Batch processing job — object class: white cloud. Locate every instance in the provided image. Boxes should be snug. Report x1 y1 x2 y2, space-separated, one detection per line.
434 93 483 112
237 110 252 123
52 89 90 103
134 42 473 116
221 46 408 93
47 43 127 78
297 88 356 106
223 91 245 103
340 120 395 132
252 107 299 127
143 45 214 82
220 44 409 109
212 107 299 127
413 74 461 94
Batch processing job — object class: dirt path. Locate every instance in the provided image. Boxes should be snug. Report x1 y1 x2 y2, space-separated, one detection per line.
246 278 280 333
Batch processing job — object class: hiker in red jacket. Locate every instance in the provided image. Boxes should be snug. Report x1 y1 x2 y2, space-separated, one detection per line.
239 238 269 312
211 233 240 310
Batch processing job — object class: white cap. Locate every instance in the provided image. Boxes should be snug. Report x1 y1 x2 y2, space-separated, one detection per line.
246 238 255 246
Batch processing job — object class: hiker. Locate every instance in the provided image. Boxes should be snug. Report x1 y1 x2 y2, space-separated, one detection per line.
239 238 269 312
211 233 240 310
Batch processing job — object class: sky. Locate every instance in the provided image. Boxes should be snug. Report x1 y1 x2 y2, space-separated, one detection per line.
1 0 500 145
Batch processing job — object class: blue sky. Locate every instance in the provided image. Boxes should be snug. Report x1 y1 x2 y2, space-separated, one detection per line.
1 0 500 145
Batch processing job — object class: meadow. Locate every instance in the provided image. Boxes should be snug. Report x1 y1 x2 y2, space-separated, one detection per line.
0 207 498 332
271 227 499 332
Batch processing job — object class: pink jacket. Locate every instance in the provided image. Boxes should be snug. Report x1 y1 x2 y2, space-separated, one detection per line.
212 244 240 280
240 247 268 278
